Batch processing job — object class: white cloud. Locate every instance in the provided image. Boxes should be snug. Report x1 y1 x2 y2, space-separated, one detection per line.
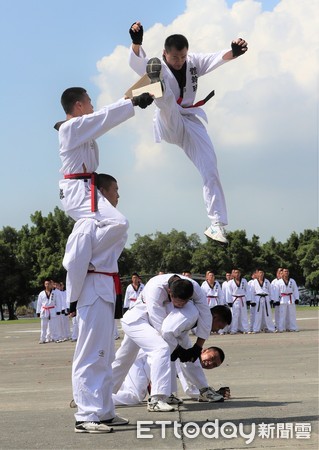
94 0 318 244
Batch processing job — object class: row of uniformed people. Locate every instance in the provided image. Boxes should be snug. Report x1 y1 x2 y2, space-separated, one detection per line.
36 279 78 343
198 267 299 334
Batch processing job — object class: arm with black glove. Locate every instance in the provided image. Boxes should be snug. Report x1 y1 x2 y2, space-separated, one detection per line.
129 21 144 45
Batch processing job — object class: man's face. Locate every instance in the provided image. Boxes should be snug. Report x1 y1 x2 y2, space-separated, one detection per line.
211 314 226 332
206 272 215 284
164 47 188 70
232 270 241 280
200 348 222 370
44 280 51 290
282 269 289 280
171 296 189 309
100 181 119 207
78 93 94 114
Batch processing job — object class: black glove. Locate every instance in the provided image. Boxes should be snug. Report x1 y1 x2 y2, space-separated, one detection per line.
275 301 280 306
295 299 299 305
129 22 143 45
179 343 202 363
171 345 187 361
69 301 77 315
56 312 60 315
37 313 40 318
132 93 154 109
217 386 231 399
231 39 247 57
227 303 233 308
250 302 256 307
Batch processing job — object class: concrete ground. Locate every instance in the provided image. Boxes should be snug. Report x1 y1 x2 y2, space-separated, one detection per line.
0 308 318 450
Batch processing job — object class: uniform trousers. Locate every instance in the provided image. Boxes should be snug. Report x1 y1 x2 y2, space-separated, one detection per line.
41 316 58 342
112 318 171 398
278 303 298 332
72 298 115 422
230 301 249 333
112 350 150 406
154 85 227 226
161 302 209 391
253 298 275 332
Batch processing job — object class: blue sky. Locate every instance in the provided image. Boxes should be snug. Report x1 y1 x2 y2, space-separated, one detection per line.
0 0 317 245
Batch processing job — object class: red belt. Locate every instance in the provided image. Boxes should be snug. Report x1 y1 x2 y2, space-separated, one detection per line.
281 293 293 303
177 90 215 108
42 306 55 310
64 172 97 212
87 270 122 295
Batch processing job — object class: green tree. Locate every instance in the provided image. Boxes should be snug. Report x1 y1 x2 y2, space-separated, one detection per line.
0 227 27 320
296 229 319 291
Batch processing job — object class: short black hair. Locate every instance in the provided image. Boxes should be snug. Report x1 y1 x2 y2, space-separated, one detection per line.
206 346 225 363
61 87 87 114
97 173 117 192
168 277 194 300
164 34 189 52
211 305 232 325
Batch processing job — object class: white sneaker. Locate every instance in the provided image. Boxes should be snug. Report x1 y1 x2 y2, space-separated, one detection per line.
204 225 228 244
147 399 175 412
167 394 183 405
74 421 113 433
199 387 224 403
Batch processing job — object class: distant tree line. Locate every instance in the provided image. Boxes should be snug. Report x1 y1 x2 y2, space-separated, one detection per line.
0 207 318 319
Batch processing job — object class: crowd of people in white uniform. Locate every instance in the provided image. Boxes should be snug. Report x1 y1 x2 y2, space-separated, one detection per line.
36 279 77 344
199 267 300 334
36 266 300 346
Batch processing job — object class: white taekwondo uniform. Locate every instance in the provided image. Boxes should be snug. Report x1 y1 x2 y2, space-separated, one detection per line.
271 277 281 330
129 47 230 226
123 282 144 310
112 274 211 400
58 99 134 223
250 278 275 333
63 210 128 423
226 278 250 333
277 277 299 332
36 289 60 343
201 280 224 308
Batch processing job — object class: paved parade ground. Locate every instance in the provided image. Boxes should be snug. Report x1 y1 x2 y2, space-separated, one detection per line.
0 308 318 450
